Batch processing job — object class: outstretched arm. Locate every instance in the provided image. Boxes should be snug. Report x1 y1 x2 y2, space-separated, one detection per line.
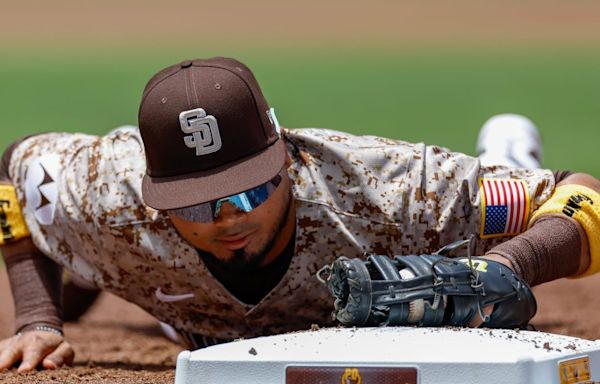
484 172 600 286
0 139 74 372
321 172 600 330
0 238 74 372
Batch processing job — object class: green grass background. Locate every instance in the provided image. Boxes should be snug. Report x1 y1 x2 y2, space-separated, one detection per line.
1 47 599 176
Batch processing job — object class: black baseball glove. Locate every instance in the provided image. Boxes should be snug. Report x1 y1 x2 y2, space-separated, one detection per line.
317 239 536 329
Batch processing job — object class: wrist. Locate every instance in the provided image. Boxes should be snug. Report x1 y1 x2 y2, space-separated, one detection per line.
480 252 516 272
17 323 64 337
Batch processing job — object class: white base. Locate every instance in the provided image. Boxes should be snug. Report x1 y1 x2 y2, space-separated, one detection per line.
175 327 600 384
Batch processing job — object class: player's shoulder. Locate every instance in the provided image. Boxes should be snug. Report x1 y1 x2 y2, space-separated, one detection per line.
101 125 146 165
8 126 144 175
284 128 418 219
0 126 152 246
283 127 409 149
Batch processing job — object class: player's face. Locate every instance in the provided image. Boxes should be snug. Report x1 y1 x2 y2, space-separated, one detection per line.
169 171 295 269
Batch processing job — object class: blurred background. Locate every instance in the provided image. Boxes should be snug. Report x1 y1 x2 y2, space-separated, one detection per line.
1 0 599 174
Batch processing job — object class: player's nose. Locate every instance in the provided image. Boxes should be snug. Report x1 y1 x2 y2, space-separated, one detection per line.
214 201 246 223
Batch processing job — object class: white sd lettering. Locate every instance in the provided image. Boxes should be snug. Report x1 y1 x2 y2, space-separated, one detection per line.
179 108 222 156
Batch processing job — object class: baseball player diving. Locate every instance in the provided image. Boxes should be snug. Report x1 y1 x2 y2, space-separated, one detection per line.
0 57 599 372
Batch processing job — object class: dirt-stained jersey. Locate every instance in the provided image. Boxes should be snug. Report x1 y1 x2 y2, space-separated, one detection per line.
7 126 555 340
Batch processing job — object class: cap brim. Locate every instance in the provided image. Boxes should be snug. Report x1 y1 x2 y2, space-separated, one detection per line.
142 139 287 210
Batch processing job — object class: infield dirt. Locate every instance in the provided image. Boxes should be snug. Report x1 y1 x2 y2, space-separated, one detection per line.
1 270 600 383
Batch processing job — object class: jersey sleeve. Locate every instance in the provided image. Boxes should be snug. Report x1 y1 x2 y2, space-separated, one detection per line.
6 128 153 271
420 143 556 251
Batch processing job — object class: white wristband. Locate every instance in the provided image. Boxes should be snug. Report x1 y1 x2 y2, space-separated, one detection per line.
17 324 63 337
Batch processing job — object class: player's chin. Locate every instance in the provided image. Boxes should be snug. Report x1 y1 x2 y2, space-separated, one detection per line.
218 249 265 270
212 239 257 261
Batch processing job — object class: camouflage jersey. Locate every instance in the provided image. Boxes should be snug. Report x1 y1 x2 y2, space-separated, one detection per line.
7 126 555 340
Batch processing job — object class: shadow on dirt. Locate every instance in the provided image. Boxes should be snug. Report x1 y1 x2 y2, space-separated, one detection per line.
73 361 176 371
121 323 165 338
533 320 566 329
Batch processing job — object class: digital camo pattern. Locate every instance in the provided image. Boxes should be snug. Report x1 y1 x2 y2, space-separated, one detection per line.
8 127 555 340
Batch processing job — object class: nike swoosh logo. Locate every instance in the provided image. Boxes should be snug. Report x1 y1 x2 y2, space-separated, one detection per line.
155 287 195 303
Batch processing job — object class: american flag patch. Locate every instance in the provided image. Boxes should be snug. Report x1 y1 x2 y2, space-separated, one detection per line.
480 178 530 238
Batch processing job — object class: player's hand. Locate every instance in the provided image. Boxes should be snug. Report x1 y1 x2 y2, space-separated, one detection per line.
0 331 74 372
468 305 494 328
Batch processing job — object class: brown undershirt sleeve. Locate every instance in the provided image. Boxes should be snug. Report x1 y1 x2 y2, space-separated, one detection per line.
1 136 64 333
1 136 35 182
485 215 581 287
553 170 574 183
4 247 64 333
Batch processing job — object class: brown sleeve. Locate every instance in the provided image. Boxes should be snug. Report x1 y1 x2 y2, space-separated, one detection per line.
1 136 63 333
3 241 64 333
0 135 36 182
1 135 65 333
485 215 581 287
553 170 575 184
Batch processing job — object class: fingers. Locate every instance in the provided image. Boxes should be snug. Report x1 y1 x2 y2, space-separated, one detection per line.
0 331 69 372
42 341 75 369
468 304 494 328
0 336 23 371
18 345 45 372
17 332 64 372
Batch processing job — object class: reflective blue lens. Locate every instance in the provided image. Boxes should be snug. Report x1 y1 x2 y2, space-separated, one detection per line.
168 174 282 222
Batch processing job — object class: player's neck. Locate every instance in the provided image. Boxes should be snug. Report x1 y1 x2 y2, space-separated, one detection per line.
260 199 296 267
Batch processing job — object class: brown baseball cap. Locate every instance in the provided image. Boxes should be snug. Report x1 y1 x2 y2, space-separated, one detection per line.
139 57 285 211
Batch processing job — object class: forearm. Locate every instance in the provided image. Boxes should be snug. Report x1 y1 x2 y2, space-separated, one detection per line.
485 215 581 286
2 238 63 333
485 172 600 285
1 137 64 332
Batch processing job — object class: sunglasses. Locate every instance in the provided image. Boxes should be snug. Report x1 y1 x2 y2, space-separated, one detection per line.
168 172 283 223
